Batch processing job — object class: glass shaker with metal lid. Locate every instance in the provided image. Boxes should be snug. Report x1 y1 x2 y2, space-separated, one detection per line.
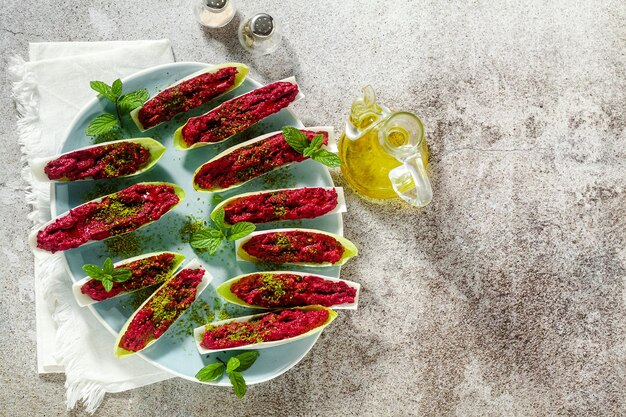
194 0 236 28
238 13 282 55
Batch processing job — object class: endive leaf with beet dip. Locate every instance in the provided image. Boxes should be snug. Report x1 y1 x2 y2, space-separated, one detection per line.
210 187 347 227
114 259 212 357
192 127 335 193
72 251 186 307
193 305 337 355
30 138 165 182
235 228 358 267
173 76 305 150
216 271 360 310
130 63 249 132
29 182 186 253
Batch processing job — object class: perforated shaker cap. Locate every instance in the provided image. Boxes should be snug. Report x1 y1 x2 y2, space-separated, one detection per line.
249 13 275 38
205 0 228 11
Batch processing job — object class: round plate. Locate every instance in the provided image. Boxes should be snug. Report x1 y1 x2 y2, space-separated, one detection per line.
51 62 343 385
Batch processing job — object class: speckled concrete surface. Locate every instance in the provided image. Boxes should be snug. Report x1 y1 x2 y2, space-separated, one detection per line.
1 1 625 416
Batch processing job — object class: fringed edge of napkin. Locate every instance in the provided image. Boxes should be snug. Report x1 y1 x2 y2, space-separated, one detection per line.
9 55 106 414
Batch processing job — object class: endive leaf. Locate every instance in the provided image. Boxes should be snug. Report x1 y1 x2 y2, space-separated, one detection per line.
114 259 212 357
234 228 358 267
131 63 249 132
174 76 304 150
29 182 186 253
211 187 347 227
216 271 361 310
30 138 166 183
193 305 338 355
72 252 186 307
192 127 334 193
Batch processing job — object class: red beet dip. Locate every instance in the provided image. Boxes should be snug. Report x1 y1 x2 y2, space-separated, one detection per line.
81 253 176 301
223 188 338 224
119 268 204 352
201 309 329 350
36 183 180 253
231 273 356 308
44 142 150 181
181 81 299 146
194 130 327 190
138 66 238 129
241 230 345 264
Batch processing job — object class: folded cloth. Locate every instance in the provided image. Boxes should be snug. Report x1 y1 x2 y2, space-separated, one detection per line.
9 40 176 413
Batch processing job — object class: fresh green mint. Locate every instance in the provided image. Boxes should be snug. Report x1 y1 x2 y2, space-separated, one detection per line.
282 126 342 167
86 78 149 143
190 208 255 255
82 257 132 292
195 351 260 398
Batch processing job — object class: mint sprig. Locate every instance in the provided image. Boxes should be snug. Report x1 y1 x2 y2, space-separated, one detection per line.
81 257 132 292
195 351 260 398
86 78 149 143
190 209 255 255
282 126 342 167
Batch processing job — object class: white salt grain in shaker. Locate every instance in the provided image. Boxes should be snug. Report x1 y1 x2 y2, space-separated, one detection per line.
194 0 236 29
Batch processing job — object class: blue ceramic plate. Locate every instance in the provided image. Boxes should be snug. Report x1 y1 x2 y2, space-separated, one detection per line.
51 62 343 385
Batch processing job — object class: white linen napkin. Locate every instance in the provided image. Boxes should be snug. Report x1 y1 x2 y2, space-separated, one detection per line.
10 40 176 413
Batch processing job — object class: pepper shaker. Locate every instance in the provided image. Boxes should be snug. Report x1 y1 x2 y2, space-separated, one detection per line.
238 13 282 56
194 0 236 29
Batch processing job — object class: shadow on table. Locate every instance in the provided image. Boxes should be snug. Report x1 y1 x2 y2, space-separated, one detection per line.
200 12 301 82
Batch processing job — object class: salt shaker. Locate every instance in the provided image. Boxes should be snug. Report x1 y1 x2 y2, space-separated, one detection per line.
238 13 282 56
194 0 236 29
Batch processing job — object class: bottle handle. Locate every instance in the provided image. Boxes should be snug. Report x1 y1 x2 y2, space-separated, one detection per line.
388 154 432 207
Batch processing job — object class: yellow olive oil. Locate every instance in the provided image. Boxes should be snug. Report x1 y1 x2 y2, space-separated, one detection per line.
338 128 428 200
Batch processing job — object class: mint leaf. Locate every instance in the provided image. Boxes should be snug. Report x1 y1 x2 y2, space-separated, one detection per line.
86 113 119 136
110 268 132 282
213 208 226 231
118 89 149 113
90 80 116 101
102 278 114 292
82 264 104 278
282 126 309 153
229 371 247 398
234 351 259 371
303 134 324 157
191 228 225 255
310 134 324 149
311 149 342 167
195 362 225 382
226 357 241 373
103 258 114 274
111 79 123 100
227 222 255 241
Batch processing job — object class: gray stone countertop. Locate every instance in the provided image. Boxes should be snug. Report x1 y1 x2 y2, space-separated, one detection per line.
1 1 625 416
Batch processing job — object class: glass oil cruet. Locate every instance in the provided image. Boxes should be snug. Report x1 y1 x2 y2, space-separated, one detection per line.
338 86 433 207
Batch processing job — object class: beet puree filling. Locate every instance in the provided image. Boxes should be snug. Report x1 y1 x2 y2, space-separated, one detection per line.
231 273 356 308
201 308 329 350
223 188 338 224
194 130 327 190
138 67 239 129
36 183 180 253
181 81 299 146
119 268 204 352
81 253 176 301
241 230 345 264
44 142 150 181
